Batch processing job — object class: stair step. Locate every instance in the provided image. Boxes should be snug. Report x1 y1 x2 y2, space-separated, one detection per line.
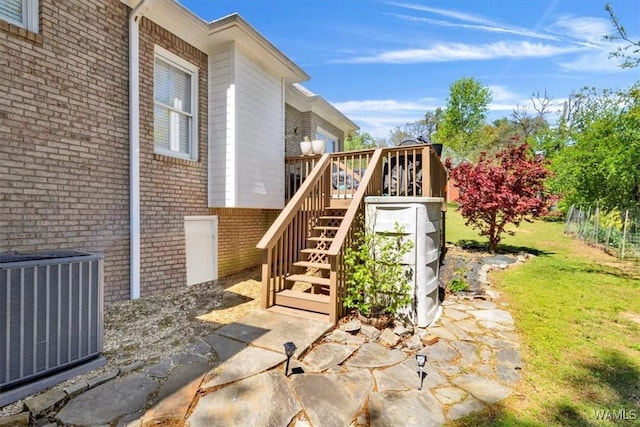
301 248 329 255
318 215 344 221
286 274 330 287
267 306 330 322
294 260 330 270
329 199 351 208
275 289 330 314
307 236 334 242
315 225 340 231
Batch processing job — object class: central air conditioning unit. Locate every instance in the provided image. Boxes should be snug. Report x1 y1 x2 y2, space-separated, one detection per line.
0 251 106 407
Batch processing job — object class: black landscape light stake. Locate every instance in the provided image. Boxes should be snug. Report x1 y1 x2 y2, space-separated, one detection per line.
284 342 297 376
416 353 427 390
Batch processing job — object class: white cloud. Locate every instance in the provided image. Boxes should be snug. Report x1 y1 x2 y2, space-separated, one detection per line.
341 41 588 64
487 85 522 103
558 49 629 72
391 14 561 41
551 16 612 43
332 98 441 139
385 2 495 26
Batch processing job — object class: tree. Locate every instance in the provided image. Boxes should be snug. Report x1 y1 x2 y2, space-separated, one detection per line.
550 84 640 211
604 3 640 68
344 131 377 151
511 91 553 142
434 77 492 161
387 109 444 146
447 142 555 252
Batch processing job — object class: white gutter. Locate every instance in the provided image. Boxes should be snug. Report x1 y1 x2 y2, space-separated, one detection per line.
129 0 150 299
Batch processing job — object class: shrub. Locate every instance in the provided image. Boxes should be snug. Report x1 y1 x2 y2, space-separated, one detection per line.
448 277 469 293
344 221 413 318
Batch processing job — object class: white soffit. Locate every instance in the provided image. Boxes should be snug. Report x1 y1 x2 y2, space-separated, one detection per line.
286 84 359 135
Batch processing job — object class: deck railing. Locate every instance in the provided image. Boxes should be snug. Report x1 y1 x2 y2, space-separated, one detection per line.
261 144 447 323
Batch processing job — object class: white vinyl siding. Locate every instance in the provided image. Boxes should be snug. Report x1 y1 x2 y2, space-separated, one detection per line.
0 0 38 32
154 46 198 161
208 49 234 207
208 44 284 209
235 49 284 209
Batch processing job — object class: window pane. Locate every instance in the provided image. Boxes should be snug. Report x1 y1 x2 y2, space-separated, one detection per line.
179 114 190 155
0 0 22 23
154 59 171 105
170 67 191 114
154 105 169 150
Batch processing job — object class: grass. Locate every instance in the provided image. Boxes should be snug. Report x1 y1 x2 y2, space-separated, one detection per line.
444 204 640 426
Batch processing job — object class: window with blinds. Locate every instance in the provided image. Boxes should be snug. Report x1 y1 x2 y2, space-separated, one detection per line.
0 0 38 32
153 46 198 160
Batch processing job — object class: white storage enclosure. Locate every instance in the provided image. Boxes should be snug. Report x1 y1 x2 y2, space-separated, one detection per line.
365 196 443 327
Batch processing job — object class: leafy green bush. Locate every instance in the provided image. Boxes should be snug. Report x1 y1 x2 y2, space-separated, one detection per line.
540 210 565 222
344 222 413 317
448 277 469 293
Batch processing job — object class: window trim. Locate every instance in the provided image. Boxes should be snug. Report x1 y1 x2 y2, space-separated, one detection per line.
0 0 39 32
153 45 199 161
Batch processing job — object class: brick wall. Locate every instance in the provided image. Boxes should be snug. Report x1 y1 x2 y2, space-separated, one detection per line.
285 104 345 156
0 0 131 302
285 103 304 156
0 2 284 302
137 18 211 297
210 208 279 278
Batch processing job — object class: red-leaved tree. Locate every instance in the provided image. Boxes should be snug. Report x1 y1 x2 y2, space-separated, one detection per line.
447 142 556 253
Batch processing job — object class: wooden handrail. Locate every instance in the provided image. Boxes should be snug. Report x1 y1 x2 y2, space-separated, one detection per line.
257 153 332 250
327 148 384 256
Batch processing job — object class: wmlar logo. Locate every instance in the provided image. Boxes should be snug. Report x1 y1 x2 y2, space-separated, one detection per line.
594 409 637 421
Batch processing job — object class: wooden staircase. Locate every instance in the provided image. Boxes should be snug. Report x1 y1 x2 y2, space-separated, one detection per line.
274 207 346 319
258 145 447 324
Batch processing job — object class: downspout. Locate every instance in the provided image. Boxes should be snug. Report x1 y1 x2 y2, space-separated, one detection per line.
129 0 150 299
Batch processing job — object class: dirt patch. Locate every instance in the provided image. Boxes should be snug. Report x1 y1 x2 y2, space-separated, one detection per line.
620 312 640 325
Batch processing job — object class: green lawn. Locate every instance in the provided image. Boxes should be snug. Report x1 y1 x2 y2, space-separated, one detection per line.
445 205 640 426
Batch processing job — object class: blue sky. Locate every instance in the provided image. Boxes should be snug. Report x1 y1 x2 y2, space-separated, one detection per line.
178 0 640 139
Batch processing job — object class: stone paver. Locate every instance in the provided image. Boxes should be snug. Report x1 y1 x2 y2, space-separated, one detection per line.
452 374 513 404
302 343 358 372
143 361 210 425
202 333 247 366
468 309 514 325
443 308 468 320
188 372 300 427
434 387 467 405
214 310 332 358
201 346 285 389
291 370 372 427
55 375 157 426
24 389 67 417
369 390 445 427
345 343 406 368
447 395 486 420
